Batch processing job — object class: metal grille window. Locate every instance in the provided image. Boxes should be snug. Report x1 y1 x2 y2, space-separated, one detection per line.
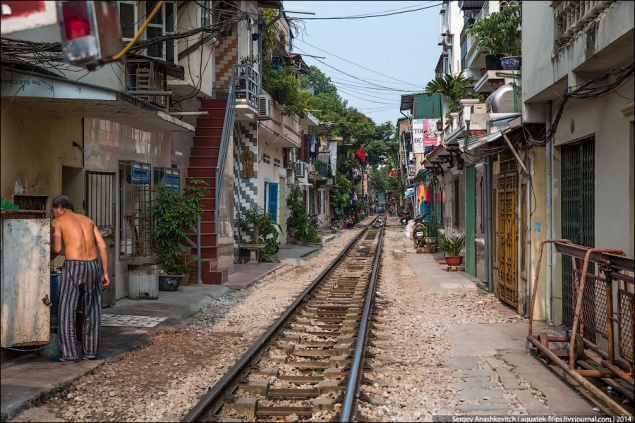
153 167 180 191
119 161 152 258
86 172 115 238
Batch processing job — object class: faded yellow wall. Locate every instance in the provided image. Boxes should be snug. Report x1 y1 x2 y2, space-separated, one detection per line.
1 100 82 205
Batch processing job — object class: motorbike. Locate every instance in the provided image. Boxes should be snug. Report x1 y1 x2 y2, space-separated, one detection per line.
399 210 411 229
261 225 280 253
412 214 427 248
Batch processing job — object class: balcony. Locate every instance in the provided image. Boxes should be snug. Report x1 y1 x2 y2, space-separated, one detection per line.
553 1 617 51
309 158 329 181
258 94 302 148
233 64 260 121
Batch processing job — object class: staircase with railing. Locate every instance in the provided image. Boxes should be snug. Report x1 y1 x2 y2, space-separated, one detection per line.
185 67 240 284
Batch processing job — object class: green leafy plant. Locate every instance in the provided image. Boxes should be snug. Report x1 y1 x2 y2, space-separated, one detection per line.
236 206 283 262
423 221 440 240
152 180 208 274
425 71 476 113
287 184 321 244
465 5 522 57
439 234 465 257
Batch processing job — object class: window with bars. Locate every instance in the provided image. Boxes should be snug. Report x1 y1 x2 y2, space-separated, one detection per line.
119 161 152 258
86 172 116 238
153 167 180 191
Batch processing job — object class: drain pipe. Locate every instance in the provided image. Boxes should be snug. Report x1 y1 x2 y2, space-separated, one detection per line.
545 101 553 325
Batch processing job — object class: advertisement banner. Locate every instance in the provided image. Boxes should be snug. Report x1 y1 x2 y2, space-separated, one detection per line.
412 119 425 154
423 119 438 146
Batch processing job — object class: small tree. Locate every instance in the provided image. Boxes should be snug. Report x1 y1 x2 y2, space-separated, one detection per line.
465 5 522 57
152 180 208 274
287 184 321 244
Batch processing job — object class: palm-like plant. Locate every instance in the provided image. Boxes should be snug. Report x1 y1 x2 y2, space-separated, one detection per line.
425 71 474 113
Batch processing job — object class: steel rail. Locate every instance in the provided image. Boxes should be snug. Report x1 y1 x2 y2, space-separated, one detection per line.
339 223 385 422
182 218 379 422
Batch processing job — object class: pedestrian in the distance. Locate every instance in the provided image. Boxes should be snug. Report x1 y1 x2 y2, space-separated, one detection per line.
50 195 110 363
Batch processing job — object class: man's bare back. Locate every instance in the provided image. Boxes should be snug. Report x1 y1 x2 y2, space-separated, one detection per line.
51 198 110 289
52 212 99 260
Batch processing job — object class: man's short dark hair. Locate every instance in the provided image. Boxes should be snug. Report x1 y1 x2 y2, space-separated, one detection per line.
52 195 74 211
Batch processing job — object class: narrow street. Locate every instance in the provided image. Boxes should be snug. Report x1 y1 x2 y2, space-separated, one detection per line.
10 218 600 422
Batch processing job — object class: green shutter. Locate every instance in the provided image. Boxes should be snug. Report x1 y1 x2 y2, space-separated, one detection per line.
413 93 443 119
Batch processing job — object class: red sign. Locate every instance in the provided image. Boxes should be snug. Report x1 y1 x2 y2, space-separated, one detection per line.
1 1 57 34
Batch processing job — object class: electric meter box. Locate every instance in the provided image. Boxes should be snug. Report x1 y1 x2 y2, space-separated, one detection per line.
56 1 122 70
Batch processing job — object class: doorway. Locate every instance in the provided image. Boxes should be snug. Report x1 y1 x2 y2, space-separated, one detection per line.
497 153 518 307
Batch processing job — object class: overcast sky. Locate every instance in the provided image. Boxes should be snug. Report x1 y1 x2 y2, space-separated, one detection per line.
283 1 443 126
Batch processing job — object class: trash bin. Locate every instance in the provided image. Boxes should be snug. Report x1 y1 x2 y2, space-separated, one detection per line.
50 269 61 317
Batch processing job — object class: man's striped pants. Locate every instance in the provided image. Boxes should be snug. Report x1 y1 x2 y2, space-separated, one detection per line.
58 259 102 361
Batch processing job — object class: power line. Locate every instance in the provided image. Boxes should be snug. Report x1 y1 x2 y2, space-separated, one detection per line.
287 2 443 20
294 41 423 89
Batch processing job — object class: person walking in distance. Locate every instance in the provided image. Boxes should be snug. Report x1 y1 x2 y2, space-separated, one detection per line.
50 195 110 363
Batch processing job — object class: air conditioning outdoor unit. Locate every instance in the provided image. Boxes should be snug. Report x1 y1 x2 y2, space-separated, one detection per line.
294 162 306 179
438 35 445 46
257 94 272 120
442 25 449 35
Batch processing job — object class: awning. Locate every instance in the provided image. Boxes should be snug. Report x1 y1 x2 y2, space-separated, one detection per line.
461 113 521 152
404 188 415 199
1 70 194 132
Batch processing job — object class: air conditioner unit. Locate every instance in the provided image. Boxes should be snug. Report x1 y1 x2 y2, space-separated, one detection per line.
441 25 449 35
445 34 453 46
294 162 307 179
257 94 272 120
438 35 445 46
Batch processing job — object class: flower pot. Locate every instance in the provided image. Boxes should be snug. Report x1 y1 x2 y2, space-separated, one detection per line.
485 54 505 70
445 256 463 266
500 56 521 70
159 274 182 291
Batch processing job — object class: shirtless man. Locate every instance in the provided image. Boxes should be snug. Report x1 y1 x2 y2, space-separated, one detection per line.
50 195 110 363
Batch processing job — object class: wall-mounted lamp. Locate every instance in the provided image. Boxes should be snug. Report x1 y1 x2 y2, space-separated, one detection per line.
465 83 475 99
436 119 443 132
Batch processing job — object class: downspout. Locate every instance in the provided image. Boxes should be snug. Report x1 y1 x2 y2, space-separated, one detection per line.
501 132 531 316
545 100 553 325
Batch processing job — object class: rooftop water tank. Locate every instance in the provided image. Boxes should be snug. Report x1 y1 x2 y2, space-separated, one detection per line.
486 84 522 113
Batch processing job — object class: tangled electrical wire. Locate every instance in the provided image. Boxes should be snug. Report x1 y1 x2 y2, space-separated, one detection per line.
528 62 634 148
0 9 249 77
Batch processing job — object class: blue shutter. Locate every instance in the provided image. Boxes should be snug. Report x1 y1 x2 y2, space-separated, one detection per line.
268 183 278 222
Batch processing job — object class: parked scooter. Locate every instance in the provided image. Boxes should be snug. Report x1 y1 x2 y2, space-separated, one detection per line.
399 210 411 229
412 214 427 248
262 225 280 253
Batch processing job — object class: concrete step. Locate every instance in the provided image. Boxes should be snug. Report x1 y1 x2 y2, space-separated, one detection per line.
200 98 227 109
187 167 217 178
189 156 219 168
191 146 220 157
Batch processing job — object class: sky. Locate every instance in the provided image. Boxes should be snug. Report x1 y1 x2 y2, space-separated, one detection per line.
283 1 443 126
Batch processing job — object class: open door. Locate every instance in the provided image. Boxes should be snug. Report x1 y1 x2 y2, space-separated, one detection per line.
85 171 116 307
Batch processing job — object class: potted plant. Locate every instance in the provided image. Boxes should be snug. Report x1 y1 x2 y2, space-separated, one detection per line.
152 179 208 290
439 233 466 266
423 221 440 247
465 5 522 70
236 206 283 263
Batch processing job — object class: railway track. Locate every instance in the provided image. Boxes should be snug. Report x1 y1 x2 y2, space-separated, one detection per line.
183 218 385 422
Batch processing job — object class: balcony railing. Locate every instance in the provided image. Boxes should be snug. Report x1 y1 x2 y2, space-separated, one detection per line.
552 1 616 48
312 158 329 177
232 64 260 110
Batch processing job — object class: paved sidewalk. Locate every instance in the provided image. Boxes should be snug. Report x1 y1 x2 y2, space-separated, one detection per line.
392 218 600 417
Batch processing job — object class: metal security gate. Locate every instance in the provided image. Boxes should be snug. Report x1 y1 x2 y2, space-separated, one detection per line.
561 137 595 331
497 154 518 307
85 171 116 307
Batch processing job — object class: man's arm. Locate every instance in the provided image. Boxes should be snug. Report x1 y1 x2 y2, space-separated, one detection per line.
51 220 62 261
93 224 110 289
